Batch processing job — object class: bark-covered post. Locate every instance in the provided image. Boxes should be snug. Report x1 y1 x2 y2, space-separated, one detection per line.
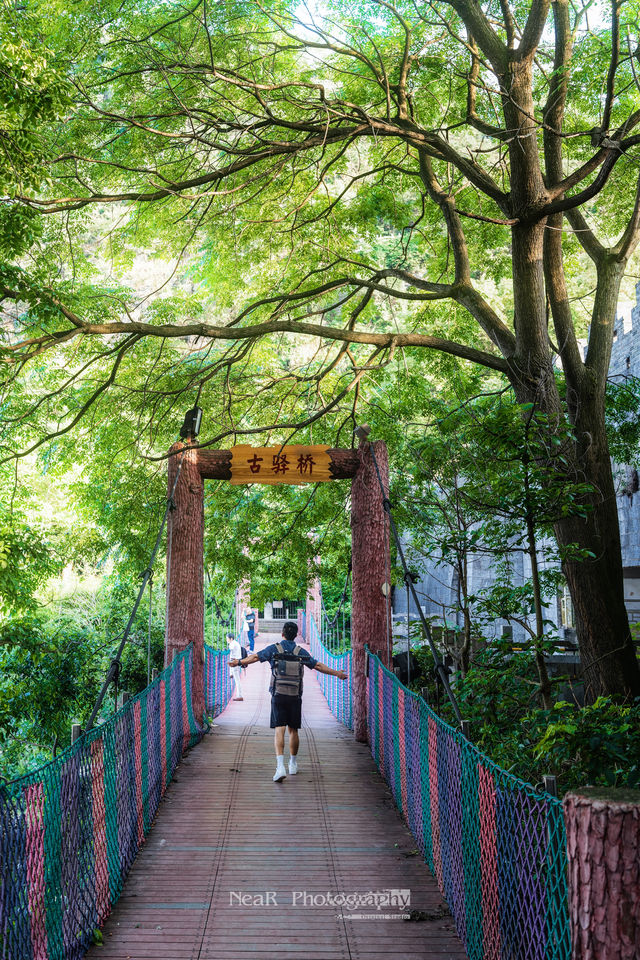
236 577 250 637
351 438 391 743
297 607 305 642
306 577 321 638
165 441 205 723
564 788 640 959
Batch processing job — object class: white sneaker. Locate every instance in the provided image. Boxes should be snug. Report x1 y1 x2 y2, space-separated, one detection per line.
273 765 286 783
288 757 298 775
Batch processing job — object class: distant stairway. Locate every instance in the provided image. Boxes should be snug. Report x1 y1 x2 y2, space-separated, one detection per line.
257 618 291 633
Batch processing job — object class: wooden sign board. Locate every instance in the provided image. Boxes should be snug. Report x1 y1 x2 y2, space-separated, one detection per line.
230 444 332 485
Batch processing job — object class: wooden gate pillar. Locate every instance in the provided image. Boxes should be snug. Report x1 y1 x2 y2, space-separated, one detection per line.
165 441 205 723
306 576 322 638
351 438 391 743
564 787 640 959
236 577 250 637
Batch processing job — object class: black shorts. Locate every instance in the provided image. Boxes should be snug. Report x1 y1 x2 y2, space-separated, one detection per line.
270 694 302 729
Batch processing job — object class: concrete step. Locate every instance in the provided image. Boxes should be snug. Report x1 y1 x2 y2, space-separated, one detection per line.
257 618 296 634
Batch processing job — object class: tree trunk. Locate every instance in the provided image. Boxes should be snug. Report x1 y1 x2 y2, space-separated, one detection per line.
351 439 391 743
564 788 640 959
554 405 640 701
506 183 639 699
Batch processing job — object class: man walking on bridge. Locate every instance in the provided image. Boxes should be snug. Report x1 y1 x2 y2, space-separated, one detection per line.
230 620 347 782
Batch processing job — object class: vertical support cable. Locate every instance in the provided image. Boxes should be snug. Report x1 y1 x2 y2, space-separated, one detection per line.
406 575 411 687
147 574 153 687
85 442 189 732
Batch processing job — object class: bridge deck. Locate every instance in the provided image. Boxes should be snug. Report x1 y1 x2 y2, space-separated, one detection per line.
86 636 466 960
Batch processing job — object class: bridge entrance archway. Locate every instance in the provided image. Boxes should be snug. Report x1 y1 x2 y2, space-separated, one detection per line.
164 438 391 741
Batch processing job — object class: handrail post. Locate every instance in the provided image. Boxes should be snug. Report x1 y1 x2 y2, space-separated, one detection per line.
564 787 640 956
166 441 205 723
351 431 391 743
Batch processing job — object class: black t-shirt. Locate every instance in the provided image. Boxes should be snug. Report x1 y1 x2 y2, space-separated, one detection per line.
245 612 256 627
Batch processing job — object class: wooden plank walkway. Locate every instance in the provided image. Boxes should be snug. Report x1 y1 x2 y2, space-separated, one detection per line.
86 635 467 960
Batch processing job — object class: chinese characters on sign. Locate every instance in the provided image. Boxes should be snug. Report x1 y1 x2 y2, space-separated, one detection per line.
229 445 332 485
272 453 289 475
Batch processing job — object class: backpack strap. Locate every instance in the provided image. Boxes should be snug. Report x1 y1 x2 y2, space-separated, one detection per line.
292 645 303 657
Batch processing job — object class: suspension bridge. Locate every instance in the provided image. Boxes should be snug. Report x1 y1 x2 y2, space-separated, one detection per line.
0 425 632 960
0 618 571 960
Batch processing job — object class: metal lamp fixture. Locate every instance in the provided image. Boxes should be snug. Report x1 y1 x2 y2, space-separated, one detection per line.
180 406 203 440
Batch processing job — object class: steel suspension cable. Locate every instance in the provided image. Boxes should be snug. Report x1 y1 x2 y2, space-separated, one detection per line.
355 425 464 725
210 592 235 627
147 574 153 686
320 565 352 651
320 565 351 627
85 441 191 732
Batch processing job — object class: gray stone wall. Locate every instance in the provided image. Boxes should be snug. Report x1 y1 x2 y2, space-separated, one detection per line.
394 280 640 640
610 279 640 594
610 280 640 379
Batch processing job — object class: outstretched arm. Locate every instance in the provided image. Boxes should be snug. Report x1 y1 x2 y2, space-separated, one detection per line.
314 662 348 680
230 653 260 668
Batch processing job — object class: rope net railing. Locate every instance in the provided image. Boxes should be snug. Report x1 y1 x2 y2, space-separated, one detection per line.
308 615 352 730
204 643 233 718
367 651 570 960
0 645 204 960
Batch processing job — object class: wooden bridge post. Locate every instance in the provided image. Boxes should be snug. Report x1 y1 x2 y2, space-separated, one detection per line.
165 441 205 723
236 577 250 637
564 787 640 959
351 438 391 743
306 576 321 638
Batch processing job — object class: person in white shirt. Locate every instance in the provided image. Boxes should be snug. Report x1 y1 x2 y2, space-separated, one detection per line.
240 611 250 648
227 632 244 701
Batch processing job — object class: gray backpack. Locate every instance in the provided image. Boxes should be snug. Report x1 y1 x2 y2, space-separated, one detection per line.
270 643 305 697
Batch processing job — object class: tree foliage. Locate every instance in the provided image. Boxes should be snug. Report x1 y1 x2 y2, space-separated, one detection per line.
2 0 640 773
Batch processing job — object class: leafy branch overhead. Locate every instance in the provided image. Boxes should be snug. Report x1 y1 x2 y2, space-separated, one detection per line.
1 0 640 700
2 0 640 391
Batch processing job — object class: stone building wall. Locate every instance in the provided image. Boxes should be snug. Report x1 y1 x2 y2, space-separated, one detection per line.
609 279 640 623
394 280 640 639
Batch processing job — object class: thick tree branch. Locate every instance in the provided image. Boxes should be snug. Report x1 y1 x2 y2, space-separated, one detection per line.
600 0 622 135
466 34 508 139
543 118 640 207
564 207 606 263
540 0 584 391
417 151 516 357
444 0 507 70
517 0 551 60
611 169 640 262
584 259 624 383
2 286 509 372
18 114 510 215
